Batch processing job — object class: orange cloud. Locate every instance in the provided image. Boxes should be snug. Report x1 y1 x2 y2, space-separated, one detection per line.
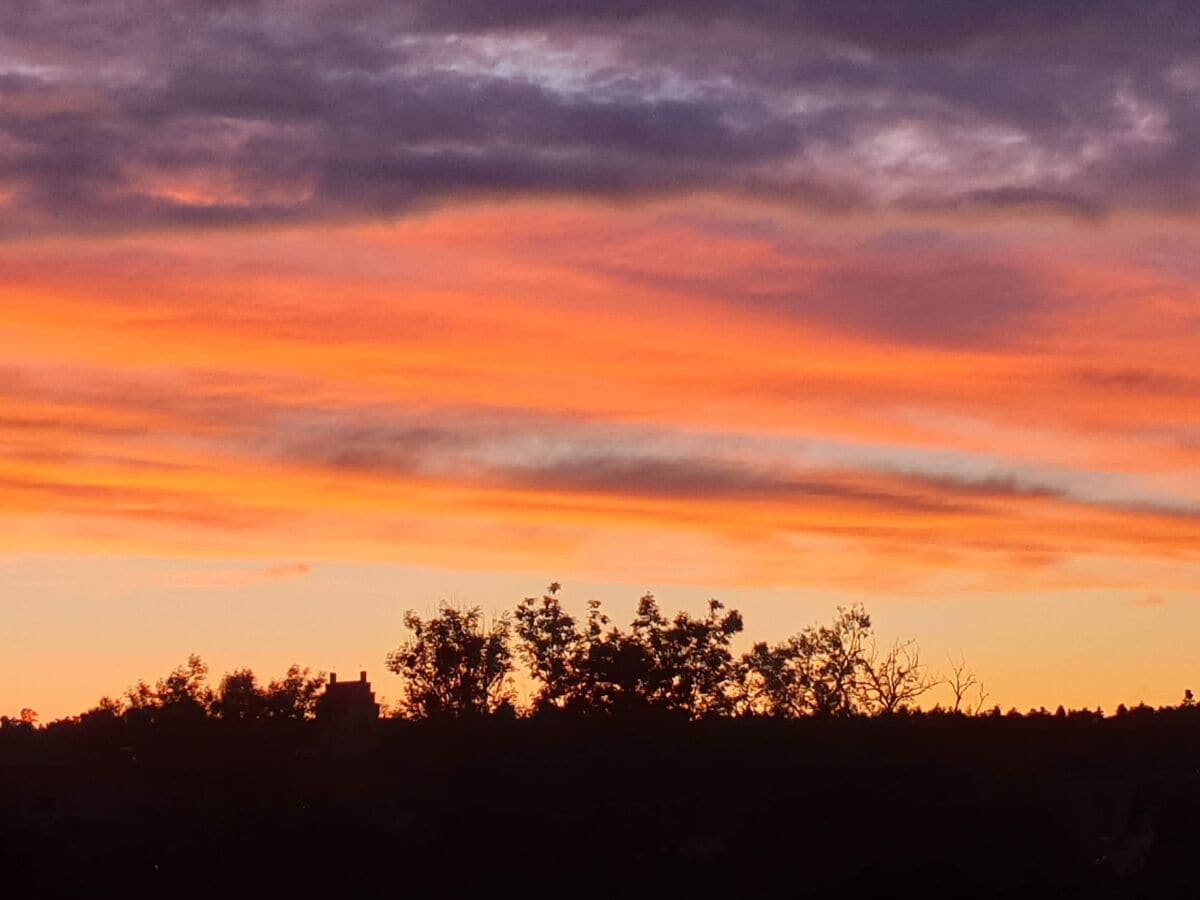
169 562 312 588
3 200 1200 594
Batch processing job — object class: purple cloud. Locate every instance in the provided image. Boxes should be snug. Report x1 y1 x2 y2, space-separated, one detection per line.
0 1 1198 236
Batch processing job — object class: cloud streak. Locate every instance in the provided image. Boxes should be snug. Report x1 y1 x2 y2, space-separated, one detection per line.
168 562 312 588
6 344 1200 588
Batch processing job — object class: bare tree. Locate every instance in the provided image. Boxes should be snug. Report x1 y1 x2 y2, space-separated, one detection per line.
861 638 937 714
946 653 988 714
968 681 991 716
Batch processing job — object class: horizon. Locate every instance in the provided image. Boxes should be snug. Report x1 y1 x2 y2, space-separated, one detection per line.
4 2 1200 720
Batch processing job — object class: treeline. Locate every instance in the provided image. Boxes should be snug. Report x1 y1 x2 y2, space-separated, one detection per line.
380 586 1194 722
7 588 1200 895
0 659 327 733
3 585 1194 730
389 586 967 719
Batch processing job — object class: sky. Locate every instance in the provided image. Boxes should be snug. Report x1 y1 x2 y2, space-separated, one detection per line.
4 1 1200 718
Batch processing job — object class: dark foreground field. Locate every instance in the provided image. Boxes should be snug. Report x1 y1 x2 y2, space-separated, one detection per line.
4 711 1200 898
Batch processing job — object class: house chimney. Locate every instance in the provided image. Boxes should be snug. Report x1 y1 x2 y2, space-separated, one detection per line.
330 672 337 684
359 671 367 683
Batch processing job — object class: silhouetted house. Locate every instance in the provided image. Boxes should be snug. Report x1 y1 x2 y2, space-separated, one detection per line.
317 671 380 727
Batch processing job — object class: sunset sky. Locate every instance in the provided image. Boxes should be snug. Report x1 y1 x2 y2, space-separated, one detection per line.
4 1 1200 718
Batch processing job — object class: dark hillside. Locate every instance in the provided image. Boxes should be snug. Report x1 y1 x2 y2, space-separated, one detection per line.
4 711 1200 897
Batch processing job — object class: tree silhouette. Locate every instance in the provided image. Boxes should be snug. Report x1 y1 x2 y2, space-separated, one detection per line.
386 605 513 718
211 665 326 720
946 653 988 715
516 586 743 717
630 595 744 716
213 668 266 720
125 654 213 724
742 605 874 717
0 708 38 731
264 665 326 719
861 638 937 714
804 604 874 716
76 697 123 735
0 595 988 729
740 639 808 717
514 583 584 711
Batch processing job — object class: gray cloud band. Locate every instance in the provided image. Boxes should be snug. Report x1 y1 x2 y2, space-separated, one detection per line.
1 1 1198 236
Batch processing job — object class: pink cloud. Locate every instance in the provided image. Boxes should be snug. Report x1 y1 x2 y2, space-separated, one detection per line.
1133 595 1166 607
169 562 312 588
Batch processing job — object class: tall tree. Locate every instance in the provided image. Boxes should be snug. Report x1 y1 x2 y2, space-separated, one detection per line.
945 654 988 715
386 605 513 718
632 595 744 716
516 587 744 718
514 583 584 711
742 605 875 717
